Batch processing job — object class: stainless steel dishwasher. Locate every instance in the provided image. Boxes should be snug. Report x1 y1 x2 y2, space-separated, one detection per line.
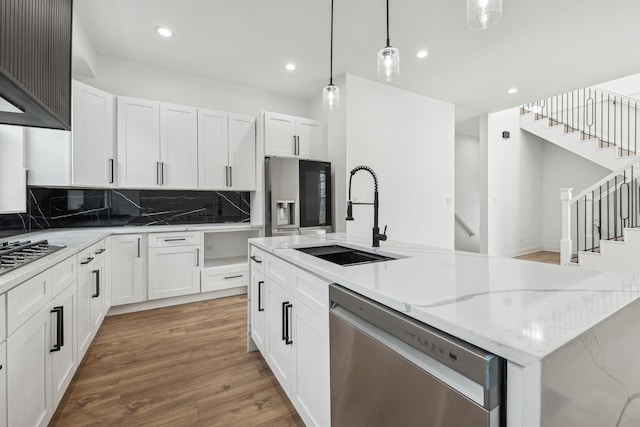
329 284 504 427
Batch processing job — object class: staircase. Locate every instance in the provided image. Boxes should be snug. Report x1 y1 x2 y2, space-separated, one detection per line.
519 87 640 272
520 87 639 171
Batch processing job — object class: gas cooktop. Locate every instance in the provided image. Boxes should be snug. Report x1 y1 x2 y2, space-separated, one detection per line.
0 239 66 276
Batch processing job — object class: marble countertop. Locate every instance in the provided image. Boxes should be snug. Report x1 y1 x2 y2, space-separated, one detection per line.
0 223 258 294
249 233 640 365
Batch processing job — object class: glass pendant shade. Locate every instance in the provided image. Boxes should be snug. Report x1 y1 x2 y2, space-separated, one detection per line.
323 84 339 111
467 0 502 30
377 46 399 82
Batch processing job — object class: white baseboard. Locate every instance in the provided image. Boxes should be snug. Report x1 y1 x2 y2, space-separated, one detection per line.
542 244 560 252
501 245 544 258
107 286 247 316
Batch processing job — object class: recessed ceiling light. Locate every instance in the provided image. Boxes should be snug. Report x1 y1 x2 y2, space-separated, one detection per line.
508 88 518 94
416 50 429 59
286 63 296 71
156 27 173 38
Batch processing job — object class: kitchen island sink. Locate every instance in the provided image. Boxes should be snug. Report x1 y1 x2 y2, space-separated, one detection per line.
294 244 397 266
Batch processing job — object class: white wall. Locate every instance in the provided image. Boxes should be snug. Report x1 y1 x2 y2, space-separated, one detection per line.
541 143 609 251
78 55 310 118
309 75 347 233
455 133 480 252
487 108 544 257
596 72 640 99
345 74 455 249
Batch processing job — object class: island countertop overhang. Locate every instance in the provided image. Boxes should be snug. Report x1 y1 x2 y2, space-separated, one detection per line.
249 233 640 366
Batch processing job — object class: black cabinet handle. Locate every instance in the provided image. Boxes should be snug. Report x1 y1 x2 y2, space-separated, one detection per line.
282 301 289 341
285 303 293 345
92 270 100 298
258 281 264 312
137 238 141 258
229 166 232 187
95 248 106 255
224 274 243 280
164 238 187 242
109 158 114 184
50 306 64 352
250 255 262 264
81 257 94 265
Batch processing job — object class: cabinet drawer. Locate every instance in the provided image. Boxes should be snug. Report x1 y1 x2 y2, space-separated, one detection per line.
148 232 201 248
0 294 5 342
265 253 291 289
202 265 248 293
249 245 265 273
50 255 77 297
291 266 330 321
7 270 51 336
78 240 107 265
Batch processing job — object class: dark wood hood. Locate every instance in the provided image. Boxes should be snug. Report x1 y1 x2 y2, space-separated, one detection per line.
0 0 73 130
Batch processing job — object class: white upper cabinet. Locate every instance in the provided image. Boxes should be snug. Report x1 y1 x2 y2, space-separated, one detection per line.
228 113 256 191
118 97 200 189
264 112 326 161
71 80 115 187
198 109 228 189
198 110 256 191
0 125 27 213
296 118 326 161
160 103 198 189
264 112 297 158
117 96 161 188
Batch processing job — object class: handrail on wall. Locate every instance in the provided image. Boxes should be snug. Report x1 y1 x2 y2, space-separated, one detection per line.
455 213 476 237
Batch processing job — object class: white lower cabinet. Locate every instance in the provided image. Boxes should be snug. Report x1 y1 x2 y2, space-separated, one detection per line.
290 301 330 427
0 342 6 427
249 268 266 353
7 303 53 427
148 245 201 300
111 234 146 306
265 279 293 388
50 283 78 408
77 254 106 359
254 247 330 427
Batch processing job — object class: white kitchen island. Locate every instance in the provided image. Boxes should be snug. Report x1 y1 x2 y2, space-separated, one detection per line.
248 233 640 427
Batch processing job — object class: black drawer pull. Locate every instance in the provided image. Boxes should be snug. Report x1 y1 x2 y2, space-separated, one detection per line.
92 270 100 298
50 306 64 352
224 274 243 280
282 301 289 341
258 281 264 312
164 238 187 242
285 303 293 345
94 248 106 255
250 255 262 264
80 257 94 265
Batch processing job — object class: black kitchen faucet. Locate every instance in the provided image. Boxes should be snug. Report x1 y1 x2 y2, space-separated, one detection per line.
346 165 387 248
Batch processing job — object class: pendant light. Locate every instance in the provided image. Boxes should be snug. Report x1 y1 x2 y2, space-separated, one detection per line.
322 0 339 111
377 0 399 82
467 0 502 30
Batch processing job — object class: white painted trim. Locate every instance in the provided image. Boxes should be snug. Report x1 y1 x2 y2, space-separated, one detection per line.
106 286 247 315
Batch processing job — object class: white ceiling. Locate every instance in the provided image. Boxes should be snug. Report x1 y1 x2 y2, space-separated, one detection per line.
75 0 640 121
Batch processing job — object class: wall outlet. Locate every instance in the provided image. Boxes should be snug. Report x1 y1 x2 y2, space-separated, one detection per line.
446 197 452 205
205 245 214 252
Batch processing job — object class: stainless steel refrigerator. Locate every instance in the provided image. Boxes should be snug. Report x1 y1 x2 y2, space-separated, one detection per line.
265 157 332 237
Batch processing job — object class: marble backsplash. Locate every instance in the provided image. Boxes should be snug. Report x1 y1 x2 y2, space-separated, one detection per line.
0 188 251 238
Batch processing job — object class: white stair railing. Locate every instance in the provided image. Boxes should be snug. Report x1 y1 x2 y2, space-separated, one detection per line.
560 159 640 265
523 87 640 158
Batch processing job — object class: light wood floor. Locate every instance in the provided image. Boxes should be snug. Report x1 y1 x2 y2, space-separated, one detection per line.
51 296 304 426
514 250 560 265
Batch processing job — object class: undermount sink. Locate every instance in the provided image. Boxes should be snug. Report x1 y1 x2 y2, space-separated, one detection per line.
295 245 397 266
